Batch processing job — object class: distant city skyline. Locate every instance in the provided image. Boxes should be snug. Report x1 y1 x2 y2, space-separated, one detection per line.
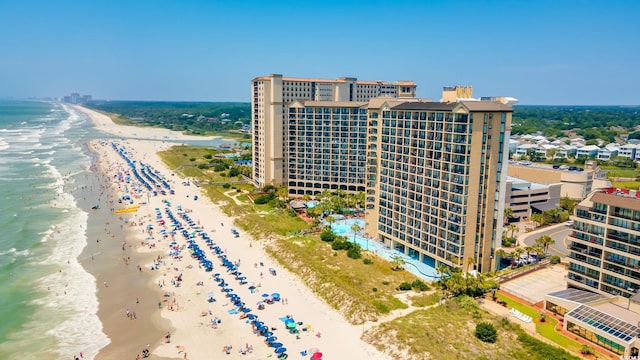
0 0 638 105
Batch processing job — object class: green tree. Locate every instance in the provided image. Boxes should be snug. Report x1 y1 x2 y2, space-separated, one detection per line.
531 213 544 227
392 255 405 271
475 322 497 343
535 235 555 254
507 224 519 238
466 256 476 272
504 207 514 224
350 223 362 243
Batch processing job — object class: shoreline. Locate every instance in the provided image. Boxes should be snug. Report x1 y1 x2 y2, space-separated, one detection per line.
75 106 392 360
71 105 239 143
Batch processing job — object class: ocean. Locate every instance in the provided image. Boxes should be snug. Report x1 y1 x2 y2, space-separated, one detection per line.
0 100 237 359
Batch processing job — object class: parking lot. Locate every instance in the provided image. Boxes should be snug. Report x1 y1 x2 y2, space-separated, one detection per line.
501 264 567 304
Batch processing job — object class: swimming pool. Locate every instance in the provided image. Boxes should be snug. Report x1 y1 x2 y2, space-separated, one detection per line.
328 218 440 279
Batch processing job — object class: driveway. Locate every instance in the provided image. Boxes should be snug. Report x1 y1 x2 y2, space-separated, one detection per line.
519 223 572 257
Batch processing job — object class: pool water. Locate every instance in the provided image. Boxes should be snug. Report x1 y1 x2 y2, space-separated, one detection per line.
328 218 440 279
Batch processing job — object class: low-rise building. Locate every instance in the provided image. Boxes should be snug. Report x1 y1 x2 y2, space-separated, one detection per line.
544 288 640 357
577 145 600 158
507 163 594 199
554 145 578 159
505 176 562 220
618 144 638 160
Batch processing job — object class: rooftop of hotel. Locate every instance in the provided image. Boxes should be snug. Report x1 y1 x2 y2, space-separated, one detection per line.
547 288 607 305
506 176 553 190
566 304 640 343
251 74 415 86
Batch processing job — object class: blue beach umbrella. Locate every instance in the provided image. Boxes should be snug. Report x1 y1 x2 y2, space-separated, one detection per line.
266 336 277 342
275 347 286 354
272 342 283 349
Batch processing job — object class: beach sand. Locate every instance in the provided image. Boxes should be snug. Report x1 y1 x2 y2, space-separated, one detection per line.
76 106 391 360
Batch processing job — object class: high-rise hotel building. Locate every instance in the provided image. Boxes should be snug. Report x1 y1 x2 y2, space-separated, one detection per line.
363 99 512 272
251 76 513 271
251 74 416 188
567 188 640 298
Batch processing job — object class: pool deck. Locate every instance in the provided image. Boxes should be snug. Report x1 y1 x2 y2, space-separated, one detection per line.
329 219 440 280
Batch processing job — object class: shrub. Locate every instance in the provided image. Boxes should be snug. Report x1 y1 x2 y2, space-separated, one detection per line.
331 239 347 250
286 208 297 217
502 237 517 247
253 193 275 204
411 280 430 291
550 255 561 264
580 344 594 355
189 158 196 162
382 281 390 286
372 287 378 292
214 163 227 172
203 154 212 159
363 258 373 265
398 282 412 291
320 229 336 242
222 183 231 189
475 322 497 343
197 163 209 169
229 167 240 177
347 246 361 259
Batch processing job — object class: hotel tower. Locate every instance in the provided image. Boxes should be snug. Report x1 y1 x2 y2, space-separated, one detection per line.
251 74 416 188
251 76 513 272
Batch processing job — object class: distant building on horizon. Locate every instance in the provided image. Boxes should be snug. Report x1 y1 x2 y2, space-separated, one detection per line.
61 93 92 105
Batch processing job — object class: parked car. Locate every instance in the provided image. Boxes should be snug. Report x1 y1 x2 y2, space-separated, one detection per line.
552 164 560 169
565 220 574 227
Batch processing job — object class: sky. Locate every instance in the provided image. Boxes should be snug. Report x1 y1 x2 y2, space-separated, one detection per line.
0 0 638 105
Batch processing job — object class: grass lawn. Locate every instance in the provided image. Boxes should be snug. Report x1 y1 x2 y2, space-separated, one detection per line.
611 181 640 190
408 292 441 307
495 293 599 356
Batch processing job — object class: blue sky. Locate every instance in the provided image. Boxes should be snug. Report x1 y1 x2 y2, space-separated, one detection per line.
0 0 638 105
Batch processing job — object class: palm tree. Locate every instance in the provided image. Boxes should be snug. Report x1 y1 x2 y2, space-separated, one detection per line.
392 255 405 271
511 247 525 267
350 223 362 243
495 248 507 263
276 186 289 201
504 207 514 224
466 256 476 272
535 235 555 254
507 224 519 238
325 214 336 229
531 213 544 228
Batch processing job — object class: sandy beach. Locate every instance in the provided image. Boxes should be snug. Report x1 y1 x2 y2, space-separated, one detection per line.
75 106 392 360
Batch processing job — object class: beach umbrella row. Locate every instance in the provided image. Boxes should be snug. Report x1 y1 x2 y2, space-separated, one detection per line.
154 189 290 360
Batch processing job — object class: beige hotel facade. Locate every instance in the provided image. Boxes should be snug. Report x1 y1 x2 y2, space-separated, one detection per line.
251 75 512 272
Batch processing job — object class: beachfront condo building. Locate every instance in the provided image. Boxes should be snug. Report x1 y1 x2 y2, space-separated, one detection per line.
251 74 416 188
363 99 513 273
286 100 369 194
567 187 640 298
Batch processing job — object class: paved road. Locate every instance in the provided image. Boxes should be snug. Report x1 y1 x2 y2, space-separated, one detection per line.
521 223 572 257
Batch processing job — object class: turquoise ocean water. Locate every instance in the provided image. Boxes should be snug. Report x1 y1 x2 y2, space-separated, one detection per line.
0 100 237 359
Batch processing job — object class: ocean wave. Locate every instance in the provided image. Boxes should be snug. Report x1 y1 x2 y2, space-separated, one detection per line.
0 247 30 257
32 207 109 358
